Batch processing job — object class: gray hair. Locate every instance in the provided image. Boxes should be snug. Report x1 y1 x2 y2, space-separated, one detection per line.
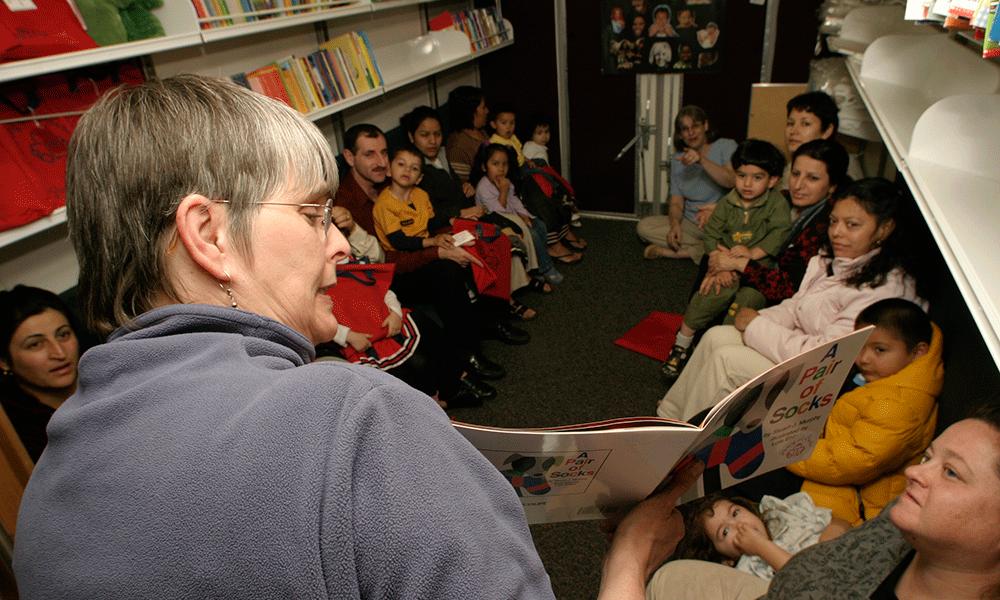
66 74 338 336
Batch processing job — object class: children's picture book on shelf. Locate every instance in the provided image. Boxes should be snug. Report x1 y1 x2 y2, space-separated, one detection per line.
427 7 509 52
454 326 871 525
191 0 361 30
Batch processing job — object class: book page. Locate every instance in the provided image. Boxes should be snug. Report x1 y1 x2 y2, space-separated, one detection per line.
455 423 702 524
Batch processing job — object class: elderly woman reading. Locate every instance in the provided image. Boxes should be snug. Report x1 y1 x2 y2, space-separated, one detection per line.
13 75 699 600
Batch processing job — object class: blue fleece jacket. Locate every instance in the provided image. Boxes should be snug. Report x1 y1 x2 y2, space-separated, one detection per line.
14 304 553 599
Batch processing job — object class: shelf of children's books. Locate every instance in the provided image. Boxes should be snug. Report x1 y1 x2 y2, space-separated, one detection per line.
306 87 384 121
848 33 1000 367
198 2 372 43
0 33 203 84
0 209 67 251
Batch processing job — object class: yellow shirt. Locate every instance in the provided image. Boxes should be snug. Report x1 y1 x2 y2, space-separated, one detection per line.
372 186 435 251
490 133 525 166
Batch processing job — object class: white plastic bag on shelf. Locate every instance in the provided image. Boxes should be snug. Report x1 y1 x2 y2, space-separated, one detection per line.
820 0 907 35
809 57 879 141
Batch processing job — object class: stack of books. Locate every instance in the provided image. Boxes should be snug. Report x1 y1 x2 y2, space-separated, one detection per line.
230 31 383 114
427 8 509 52
191 0 359 30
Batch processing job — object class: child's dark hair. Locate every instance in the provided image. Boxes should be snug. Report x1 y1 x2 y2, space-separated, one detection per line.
731 139 786 178
675 494 762 564
447 85 485 132
791 138 850 192
822 177 920 291
390 142 423 163
490 102 517 126
522 113 552 141
855 298 931 352
673 105 719 152
786 91 839 136
400 105 442 138
470 143 519 190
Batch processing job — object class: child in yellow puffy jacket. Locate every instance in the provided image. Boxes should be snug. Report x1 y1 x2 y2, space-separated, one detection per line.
787 298 943 526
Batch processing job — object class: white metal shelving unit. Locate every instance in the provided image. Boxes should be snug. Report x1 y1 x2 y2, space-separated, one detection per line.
0 0 512 291
847 32 1000 366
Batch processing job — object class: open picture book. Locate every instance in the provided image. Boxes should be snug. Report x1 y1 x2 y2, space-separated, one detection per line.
453 326 872 524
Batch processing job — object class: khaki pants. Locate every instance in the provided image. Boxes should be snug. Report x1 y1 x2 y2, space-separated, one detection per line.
636 216 706 264
657 325 775 421
647 560 769 600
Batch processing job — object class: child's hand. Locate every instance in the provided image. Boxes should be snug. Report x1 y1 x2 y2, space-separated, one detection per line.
438 245 484 268
346 330 372 352
731 522 770 557
331 206 356 234
382 312 402 337
729 245 750 258
462 182 476 197
496 176 511 195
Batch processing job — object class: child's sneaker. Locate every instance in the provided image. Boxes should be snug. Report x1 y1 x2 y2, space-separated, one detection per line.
570 212 582 228
661 345 690 381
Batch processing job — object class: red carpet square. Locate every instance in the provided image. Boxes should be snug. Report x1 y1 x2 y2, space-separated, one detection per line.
614 311 683 361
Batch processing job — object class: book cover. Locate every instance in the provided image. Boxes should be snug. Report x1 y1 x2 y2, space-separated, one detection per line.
356 30 384 87
305 53 333 105
319 49 348 100
454 327 872 524
311 50 341 103
276 57 309 113
428 10 455 32
330 46 359 97
350 32 377 90
246 64 292 107
293 56 322 112
229 72 252 90
321 33 372 94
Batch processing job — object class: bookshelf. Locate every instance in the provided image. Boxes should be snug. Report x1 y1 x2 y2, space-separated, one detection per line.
847 32 1000 365
0 0 512 292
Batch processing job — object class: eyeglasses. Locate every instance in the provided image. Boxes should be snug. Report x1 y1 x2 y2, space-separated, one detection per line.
214 198 334 238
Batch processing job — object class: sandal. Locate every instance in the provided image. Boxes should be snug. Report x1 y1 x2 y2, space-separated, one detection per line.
509 300 538 321
661 345 691 381
527 278 554 294
564 236 587 251
549 250 583 265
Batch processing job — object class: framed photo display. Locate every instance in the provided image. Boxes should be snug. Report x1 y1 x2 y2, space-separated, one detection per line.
601 0 724 75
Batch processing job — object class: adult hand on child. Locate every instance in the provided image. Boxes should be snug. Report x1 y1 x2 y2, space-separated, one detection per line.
734 307 759 332
346 330 372 352
695 204 716 229
382 312 402 337
424 233 455 249
728 244 751 259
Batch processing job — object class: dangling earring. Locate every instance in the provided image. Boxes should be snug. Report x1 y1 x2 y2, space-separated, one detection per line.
220 269 238 309
874 238 883 247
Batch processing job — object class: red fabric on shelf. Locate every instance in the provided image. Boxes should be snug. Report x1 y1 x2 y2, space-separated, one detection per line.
1 1 98 63
613 311 684 361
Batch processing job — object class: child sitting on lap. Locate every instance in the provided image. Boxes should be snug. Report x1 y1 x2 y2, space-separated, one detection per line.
662 139 791 380
372 144 460 254
522 114 583 229
677 492 849 581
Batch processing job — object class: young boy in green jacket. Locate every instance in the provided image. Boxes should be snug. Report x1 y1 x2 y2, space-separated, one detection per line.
663 139 790 381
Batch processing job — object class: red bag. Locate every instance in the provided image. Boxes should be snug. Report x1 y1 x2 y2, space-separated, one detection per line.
326 261 421 370
452 218 512 301
1 1 98 63
0 62 145 232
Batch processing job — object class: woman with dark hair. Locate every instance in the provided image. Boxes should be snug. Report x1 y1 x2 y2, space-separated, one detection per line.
0 285 81 461
706 139 850 316
638 105 736 262
659 177 925 421
445 85 490 184
649 401 1000 600
446 87 583 263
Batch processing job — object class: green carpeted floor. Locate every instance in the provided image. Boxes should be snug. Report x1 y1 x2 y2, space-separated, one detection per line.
448 216 699 599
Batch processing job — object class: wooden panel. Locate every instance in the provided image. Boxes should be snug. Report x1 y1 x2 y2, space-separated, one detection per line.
747 83 807 156
0 407 34 540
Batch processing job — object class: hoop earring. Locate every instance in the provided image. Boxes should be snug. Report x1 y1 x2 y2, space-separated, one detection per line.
220 269 237 309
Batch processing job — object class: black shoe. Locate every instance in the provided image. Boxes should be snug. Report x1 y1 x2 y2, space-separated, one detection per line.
460 376 497 401
442 383 485 409
467 353 506 380
661 344 691 381
489 320 531 345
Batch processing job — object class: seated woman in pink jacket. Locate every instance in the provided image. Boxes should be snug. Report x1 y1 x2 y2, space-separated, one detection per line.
658 178 925 421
